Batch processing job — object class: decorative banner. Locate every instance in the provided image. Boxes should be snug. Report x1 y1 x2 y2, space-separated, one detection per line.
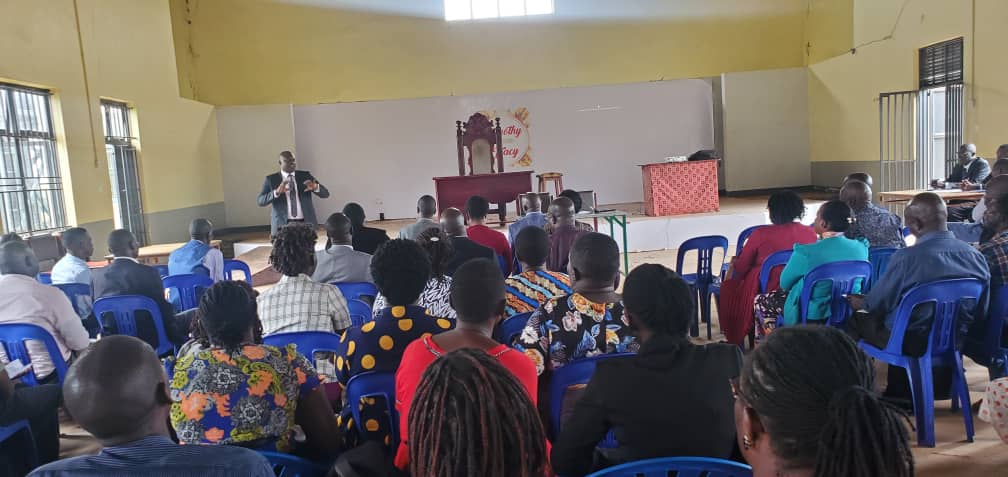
480 107 532 168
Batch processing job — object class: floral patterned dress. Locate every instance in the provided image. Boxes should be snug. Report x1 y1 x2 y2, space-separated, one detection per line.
169 343 321 453
515 293 638 376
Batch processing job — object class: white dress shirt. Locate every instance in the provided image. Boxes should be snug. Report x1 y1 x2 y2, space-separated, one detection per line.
203 247 225 282
0 274 90 378
273 170 304 220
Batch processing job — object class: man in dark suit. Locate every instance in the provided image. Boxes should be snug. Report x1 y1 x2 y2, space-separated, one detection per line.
342 202 390 255
440 207 494 276
933 143 992 222
257 150 330 237
90 229 191 350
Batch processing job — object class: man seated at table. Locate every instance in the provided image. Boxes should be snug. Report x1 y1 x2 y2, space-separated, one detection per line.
846 192 989 399
399 195 440 241
343 202 390 254
440 207 494 276
840 180 904 248
508 193 547 244
932 144 991 222
168 219 223 282
546 197 588 273
465 195 512 274
312 212 373 284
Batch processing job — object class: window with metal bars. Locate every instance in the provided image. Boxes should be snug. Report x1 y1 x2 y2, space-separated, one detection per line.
101 100 147 245
0 83 67 235
919 37 964 89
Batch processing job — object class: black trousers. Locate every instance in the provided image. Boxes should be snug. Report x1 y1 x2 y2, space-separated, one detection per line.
0 383 61 476
947 201 978 223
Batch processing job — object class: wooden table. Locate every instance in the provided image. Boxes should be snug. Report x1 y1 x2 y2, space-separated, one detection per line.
105 240 222 264
879 189 985 203
433 171 534 222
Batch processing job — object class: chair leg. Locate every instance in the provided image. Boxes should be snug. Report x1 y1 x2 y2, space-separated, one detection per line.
689 286 700 338
907 359 936 447
953 352 975 442
701 289 713 340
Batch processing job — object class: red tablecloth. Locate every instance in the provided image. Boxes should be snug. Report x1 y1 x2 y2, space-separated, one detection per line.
641 160 719 216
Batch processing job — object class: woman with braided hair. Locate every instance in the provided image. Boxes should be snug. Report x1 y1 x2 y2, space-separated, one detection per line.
734 325 913 477
170 281 341 456
409 348 549 477
552 264 742 476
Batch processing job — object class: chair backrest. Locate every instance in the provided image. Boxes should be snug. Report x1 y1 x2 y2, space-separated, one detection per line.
92 295 174 356
882 278 985 358
223 259 253 285
154 264 170 278
586 457 753 477
676 235 729 282
549 353 633 439
36 273 52 285
345 371 397 447
333 282 379 302
976 284 1008 370
346 299 373 327
797 260 872 326
259 451 327 477
758 250 793 294
53 283 92 316
0 323 70 386
496 255 509 275
494 312 532 345
262 331 343 371
736 225 765 257
0 420 38 472
162 273 214 312
868 247 899 287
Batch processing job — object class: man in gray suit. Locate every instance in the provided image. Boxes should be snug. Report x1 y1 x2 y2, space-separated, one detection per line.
399 195 440 240
312 213 373 284
257 151 330 237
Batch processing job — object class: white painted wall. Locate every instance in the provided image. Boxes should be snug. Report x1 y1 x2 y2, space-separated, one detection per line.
721 67 811 191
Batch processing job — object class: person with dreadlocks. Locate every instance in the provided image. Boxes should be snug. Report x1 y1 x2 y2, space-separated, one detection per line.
393 258 537 470
170 281 341 456
734 325 913 477
372 227 457 319
335 239 455 449
408 348 549 477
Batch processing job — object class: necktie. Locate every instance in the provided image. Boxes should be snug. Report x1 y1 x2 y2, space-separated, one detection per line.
287 174 299 218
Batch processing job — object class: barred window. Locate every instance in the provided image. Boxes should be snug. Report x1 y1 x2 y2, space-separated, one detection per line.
0 83 67 235
919 37 964 89
101 100 147 245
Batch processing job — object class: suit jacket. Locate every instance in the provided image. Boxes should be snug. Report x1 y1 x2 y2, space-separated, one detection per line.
551 336 743 476
311 245 373 284
257 170 330 236
91 258 187 347
947 158 992 184
445 236 495 276
352 226 391 255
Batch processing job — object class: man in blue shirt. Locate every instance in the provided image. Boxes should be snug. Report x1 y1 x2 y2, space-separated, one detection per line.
508 193 547 244
168 219 224 282
29 335 274 477
51 227 93 285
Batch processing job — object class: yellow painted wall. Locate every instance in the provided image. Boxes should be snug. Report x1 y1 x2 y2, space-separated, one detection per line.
170 0 806 105
808 0 1008 165
803 0 854 65
0 0 222 230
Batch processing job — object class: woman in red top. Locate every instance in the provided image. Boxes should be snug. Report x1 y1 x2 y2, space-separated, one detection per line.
717 191 817 345
394 258 537 469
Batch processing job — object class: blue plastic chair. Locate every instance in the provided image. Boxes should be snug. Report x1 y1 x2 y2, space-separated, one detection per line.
259 451 328 477
858 278 983 447
163 273 214 312
965 284 1008 379
263 331 343 372
53 283 92 317
586 457 752 477
345 371 398 447
0 420 38 472
223 259 253 285
676 236 728 339
332 282 379 302
154 264 170 278
36 273 52 284
0 323 71 386
549 353 632 441
346 299 373 327
92 295 174 357
758 250 794 294
795 260 871 327
494 312 532 345
867 247 899 290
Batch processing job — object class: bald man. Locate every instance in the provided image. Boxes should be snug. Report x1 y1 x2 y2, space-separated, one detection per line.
546 197 588 273
933 143 991 189
257 150 329 237
28 336 273 477
840 181 904 248
440 207 494 276
400 195 441 241
168 218 223 282
312 212 373 284
508 193 547 244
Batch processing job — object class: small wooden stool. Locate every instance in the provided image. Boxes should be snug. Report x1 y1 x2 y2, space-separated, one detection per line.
537 172 564 196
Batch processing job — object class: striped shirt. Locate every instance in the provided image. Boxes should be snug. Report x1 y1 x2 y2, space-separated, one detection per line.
28 435 275 477
504 270 573 316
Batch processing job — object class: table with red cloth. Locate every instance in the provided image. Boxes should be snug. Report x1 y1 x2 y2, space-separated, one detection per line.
640 160 719 216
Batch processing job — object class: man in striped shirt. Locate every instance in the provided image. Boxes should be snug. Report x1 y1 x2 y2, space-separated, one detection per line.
505 226 572 316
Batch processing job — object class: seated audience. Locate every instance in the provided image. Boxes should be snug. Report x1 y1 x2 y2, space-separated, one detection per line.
717 191 817 345
51 227 94 285
399 195 440 240
518 233 638 378
168 219 224 281
311 212 373 284
394 259 537 469
407 348 548 477
951 171 1008 243
846 192 988 399
841 172 873 187
553 265 742 475
982 188 1008 287
754 201 868 335
545 189 594 236
0 241 89 382
508 193 547 244
28 336 274 477
336 239 454 446
171 281 340 455
92 229 192 348
840 180 905 248
505 226 572 317
735 326 913 477
373 228 457 319
465 195 512 274
343 202 390 254
0 367 61 474
439 207 494 276
546 197 588 273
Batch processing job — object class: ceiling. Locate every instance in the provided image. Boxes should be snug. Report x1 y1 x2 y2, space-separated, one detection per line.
266 0 808 21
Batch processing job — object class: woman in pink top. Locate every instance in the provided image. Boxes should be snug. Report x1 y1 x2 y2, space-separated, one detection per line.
394 259 536 470
717 191 817 345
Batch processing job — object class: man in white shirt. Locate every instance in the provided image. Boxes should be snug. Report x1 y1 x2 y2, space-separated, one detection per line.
168 219 224 282
51 227 94 285
0 241 90 381
312 213 373 284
